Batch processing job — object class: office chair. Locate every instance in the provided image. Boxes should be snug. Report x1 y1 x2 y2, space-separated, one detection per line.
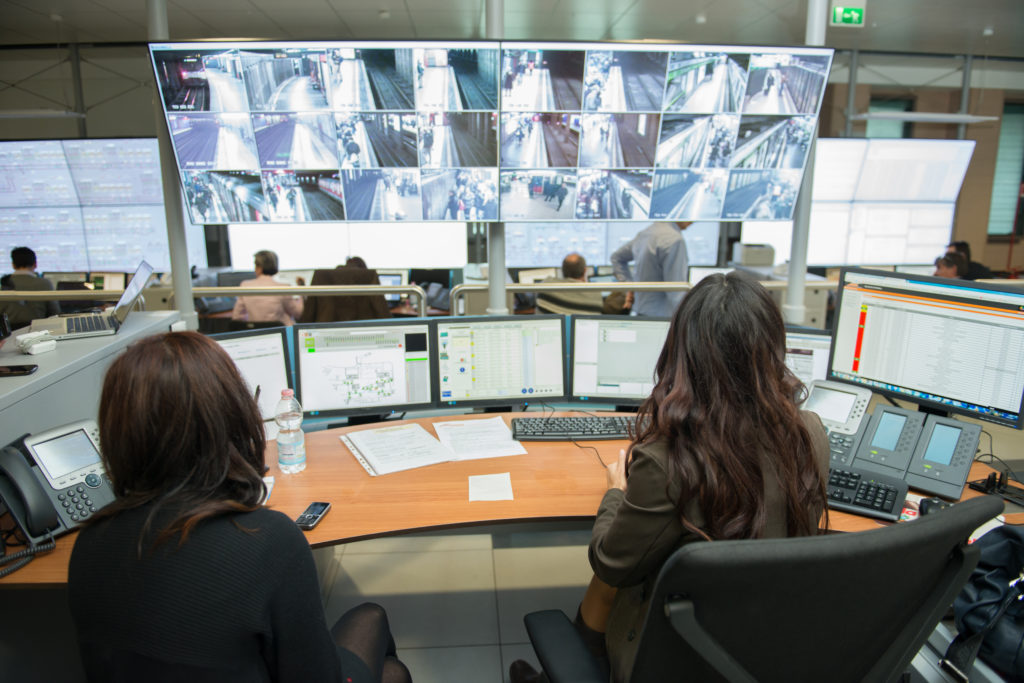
523 495 1004 683
300 267 391 323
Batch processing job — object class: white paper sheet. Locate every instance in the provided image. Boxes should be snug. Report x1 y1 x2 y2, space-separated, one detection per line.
468 472 514 501
432 416 528 461
340 423 453 476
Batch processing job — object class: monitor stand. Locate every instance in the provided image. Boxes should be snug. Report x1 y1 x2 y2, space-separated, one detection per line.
346 414 389 426
916 404 951 420
614 405 639 413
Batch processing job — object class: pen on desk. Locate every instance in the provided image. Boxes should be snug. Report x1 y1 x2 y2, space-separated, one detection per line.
254 385 261 405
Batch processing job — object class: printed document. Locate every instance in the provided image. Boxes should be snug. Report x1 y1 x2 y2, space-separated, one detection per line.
340 423 453 476
432 416 527 461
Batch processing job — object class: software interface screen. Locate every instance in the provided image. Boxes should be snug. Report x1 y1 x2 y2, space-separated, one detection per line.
298 323 432 413
784 331 832 389
33 429 101 484
437 318 564 402
830 270 1024 425
150 40 831 224
572 317 669 400
215 332 291 419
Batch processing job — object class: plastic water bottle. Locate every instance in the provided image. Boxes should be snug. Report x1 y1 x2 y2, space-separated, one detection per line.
274 389 306 474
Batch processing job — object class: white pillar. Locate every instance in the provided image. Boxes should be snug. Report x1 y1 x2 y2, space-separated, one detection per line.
148 0 197 329
784 0 827 326
485 0 507 315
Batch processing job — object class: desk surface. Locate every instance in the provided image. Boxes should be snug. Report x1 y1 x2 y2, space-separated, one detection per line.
3 412 1021 586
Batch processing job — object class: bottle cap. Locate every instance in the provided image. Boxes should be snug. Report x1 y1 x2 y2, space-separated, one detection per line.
281 389 294 398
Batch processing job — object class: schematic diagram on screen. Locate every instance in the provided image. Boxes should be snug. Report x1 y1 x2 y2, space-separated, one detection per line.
320 352 397 405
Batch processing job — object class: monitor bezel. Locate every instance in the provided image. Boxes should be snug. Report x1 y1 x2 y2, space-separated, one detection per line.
826 267 1024 430
569 314 670 405
293 318 438 419
209 326 294 418
434 314 569 409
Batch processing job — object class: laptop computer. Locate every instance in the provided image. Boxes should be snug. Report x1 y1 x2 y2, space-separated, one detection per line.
30 261 154 340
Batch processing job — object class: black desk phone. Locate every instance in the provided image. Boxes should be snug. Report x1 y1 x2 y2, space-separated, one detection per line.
0 419 115 547
805 381 982 500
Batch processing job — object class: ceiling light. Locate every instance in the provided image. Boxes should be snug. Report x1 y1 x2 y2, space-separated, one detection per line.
379 9 391 20
49 13 63 22
851 111 998 125
0 109 85 119
695 13 707 24
982 27 994 36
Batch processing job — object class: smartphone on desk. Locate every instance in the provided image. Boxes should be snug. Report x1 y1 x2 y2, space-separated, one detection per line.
0 365 38 377
295 502 331 530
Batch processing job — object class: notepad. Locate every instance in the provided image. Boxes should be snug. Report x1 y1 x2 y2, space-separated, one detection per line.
340 423 454 476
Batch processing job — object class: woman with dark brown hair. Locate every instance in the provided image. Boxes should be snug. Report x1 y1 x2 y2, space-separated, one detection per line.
512 272 829 683
67 331 411 683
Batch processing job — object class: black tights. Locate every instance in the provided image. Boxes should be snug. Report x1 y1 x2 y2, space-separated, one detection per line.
331 602 412 683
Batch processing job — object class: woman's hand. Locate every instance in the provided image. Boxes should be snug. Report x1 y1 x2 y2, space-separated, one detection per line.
606 449 628 491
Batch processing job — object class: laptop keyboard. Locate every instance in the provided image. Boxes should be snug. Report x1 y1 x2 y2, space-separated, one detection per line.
69 315 114 333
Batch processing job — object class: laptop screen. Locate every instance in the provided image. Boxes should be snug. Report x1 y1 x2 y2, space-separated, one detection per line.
112 261 154 323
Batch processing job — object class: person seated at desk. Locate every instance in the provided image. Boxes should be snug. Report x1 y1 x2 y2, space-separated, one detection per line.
510 272 829 683
934 252 968 279
301 256 391 323
0 246 60 328
68 332 411 683
231 249 303 326
535 253 604 316
947 240 993 280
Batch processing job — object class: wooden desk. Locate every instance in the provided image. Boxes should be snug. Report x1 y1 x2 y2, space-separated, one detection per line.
3 412 1021 586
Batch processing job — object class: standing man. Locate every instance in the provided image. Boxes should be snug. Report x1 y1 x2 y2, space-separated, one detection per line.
610 222 690 317
0 246 60 328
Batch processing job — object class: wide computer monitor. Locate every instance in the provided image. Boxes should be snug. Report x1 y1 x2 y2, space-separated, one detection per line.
435 315 567 408
212 327 293 420
570 315 669 405
827 268 1024 429
294 319 435 418
784 326 832 391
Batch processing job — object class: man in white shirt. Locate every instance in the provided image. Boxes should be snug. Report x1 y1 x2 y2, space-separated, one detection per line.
610 222 690 317
231 250 303 326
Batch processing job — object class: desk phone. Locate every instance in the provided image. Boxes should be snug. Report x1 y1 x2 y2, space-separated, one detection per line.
805 381 982 501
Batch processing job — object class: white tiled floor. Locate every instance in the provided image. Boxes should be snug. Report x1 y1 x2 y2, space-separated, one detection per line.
318 529 593 683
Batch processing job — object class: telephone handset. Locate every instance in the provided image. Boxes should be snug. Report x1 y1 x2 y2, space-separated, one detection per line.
0 420 115 547
803 380 873 467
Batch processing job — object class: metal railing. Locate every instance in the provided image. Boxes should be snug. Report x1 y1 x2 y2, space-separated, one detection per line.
0 284 430 317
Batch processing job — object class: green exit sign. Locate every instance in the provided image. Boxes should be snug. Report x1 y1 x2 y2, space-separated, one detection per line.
831 6 865 26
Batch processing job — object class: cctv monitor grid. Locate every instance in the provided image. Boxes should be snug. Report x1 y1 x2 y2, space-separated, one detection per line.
150 41 832 225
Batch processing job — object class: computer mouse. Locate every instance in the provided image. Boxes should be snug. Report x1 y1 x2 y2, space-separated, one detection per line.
919 497 952 516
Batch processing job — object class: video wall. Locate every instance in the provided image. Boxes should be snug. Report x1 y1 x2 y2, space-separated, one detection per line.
741 138 975 266
0 138 206 272
150 41 833 225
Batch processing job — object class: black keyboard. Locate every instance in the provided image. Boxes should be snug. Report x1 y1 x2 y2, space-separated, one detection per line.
511 416 635 441
827 467 908 522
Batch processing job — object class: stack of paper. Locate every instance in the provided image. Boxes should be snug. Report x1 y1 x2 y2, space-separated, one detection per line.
339 417 526 476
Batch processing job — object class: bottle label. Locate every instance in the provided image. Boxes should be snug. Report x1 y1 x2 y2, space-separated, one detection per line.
278 441 306 466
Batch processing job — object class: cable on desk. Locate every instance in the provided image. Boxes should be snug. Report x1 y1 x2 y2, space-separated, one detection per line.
0 533 56 579
570 439 608 468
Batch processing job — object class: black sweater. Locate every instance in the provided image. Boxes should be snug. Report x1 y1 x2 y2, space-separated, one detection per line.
68 505 345 682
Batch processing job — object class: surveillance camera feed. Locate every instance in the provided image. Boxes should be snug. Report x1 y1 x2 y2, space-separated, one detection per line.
150 41 832 223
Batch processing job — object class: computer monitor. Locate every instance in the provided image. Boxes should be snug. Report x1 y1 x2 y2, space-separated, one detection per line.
89 272 127 291
827 268 1024 429
376 268 409 303
435 315 567 408
217 270 257 287
212 328 292 420
295 319 435 418
517 267 559 284
570 315 669 404
784 327 832 390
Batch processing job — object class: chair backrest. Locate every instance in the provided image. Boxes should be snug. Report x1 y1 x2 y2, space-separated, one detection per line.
300 267 391 323
628 495 1004 683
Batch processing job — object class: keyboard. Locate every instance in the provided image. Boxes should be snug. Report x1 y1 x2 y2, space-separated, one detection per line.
511 416 636 441
69 315 115 334
826 467 908 522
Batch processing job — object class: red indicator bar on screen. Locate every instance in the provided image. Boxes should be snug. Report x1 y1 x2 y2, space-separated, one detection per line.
852 305 867 372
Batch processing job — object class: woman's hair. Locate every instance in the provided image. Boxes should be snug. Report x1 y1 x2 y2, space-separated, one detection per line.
633 272 826 540
92 331 266 548
254 249 279 275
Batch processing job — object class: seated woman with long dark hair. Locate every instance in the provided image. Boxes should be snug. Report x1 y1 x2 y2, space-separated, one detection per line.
68 331 411 683
513 272 830 683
